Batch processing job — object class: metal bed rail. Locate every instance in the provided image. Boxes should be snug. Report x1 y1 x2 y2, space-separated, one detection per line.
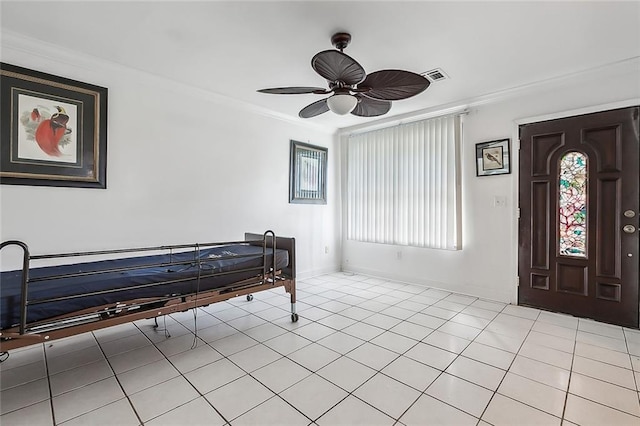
0 232 285 336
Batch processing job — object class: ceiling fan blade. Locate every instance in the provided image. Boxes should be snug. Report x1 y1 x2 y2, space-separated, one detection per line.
258 87 328 95
299 98 330 118
351 95 392 117
311 50 366 85
359 70 430 101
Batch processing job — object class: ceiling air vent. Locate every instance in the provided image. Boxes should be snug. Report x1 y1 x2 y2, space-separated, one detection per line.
423 68 448 82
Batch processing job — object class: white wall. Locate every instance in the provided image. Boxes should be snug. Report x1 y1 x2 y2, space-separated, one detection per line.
341 60 640 303
3 32 638 304
0 35 341 277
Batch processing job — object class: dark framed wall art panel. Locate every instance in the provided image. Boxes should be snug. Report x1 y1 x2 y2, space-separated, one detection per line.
0 63 108 189
289 140 327 204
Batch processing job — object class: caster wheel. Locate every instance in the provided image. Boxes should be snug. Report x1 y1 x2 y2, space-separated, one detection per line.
246 294 254 302
291 313 299 323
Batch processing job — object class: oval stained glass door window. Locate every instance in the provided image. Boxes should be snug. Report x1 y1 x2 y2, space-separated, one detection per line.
559 152 587 257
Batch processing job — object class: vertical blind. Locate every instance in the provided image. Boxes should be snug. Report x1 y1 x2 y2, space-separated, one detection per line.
346 115 461 250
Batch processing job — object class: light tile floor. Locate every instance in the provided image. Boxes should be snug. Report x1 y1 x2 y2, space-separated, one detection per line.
2 272 640 425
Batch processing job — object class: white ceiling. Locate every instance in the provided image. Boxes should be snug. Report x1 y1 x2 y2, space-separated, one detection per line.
2 1 639 131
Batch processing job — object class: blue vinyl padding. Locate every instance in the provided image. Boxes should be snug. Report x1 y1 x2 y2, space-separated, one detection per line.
0 244 288 329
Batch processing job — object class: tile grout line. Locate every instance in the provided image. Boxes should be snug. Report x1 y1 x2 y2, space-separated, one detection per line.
134 319 234 426
250 297 367 424
292 283 484 423
146 283 627 422
565 389 640 419
560 336 578 424
297 278 501 423
241 282 432 423
623 330 640 394
42 342 58 426
181 295 323 424
472 307 560 423
232 294 381 425
40 331 143 425
129 296 640 421
454 303 513 424
221 337 313 424
12 273 640 425
300 318 416 424
66 278 456 420
571 353 639 391
92 329 145 426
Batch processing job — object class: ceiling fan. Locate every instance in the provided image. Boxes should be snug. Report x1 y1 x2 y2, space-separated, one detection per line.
257 32 431 119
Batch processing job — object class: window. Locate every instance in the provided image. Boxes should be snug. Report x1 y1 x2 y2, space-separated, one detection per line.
559 151 587 257
346 115 461 249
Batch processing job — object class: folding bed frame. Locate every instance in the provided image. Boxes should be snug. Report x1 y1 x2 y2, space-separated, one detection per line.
0 231 297 355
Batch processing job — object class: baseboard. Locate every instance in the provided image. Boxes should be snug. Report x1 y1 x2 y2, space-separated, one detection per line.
297 266 341 281
342 265 513 304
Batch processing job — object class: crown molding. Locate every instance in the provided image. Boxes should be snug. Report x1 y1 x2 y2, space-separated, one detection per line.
513 98 640 126
0 30 336 135
339 56 640 136
4 30 637 138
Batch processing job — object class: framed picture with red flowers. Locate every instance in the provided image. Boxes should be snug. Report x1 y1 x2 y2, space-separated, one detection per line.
0 63 108 188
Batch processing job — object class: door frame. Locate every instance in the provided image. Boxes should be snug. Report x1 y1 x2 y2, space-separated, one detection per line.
510 98 640 306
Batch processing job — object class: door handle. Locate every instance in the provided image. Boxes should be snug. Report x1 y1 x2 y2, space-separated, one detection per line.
623 224 636 234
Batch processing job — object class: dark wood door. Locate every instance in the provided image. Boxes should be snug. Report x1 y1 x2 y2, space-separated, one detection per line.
519 107 639 328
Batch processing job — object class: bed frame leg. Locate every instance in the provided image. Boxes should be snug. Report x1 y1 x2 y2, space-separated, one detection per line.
283 279 298 323
152 316 171 338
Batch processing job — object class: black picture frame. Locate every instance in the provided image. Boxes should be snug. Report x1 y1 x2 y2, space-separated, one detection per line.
289 140 327 204
0 63 108 188
476 138 510 176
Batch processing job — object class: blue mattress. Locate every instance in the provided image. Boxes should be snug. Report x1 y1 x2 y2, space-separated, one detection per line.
0 243 288 330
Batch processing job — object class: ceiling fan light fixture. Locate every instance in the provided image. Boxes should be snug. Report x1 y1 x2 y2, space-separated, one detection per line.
258 32 430 119
327 94 358 115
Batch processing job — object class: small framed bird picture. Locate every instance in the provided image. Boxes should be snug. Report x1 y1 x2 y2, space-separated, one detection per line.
0 63 107 188
476 139 510 177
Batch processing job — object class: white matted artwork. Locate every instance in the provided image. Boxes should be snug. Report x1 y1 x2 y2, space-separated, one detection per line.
17 93 79 163
1 62 108 188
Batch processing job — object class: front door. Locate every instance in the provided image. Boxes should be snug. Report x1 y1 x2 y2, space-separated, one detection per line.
518 107 639 328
